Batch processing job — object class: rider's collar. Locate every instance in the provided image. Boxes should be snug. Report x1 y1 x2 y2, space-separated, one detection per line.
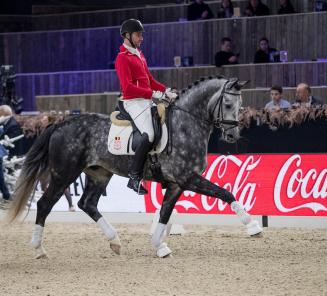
123 43 141 58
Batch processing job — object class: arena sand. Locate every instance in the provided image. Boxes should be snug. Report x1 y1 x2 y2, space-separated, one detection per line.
0 222 326 296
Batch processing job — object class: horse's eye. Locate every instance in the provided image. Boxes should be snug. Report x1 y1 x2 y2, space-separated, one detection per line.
224 104 232 110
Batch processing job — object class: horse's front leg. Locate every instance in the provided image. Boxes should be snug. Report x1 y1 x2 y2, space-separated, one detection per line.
182 173 262 236
151 182 183 258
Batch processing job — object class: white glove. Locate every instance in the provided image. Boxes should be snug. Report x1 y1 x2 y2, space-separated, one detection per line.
165 88 178 101
152 91 165 100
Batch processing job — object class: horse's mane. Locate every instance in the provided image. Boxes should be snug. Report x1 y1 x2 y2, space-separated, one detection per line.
180 75 227 96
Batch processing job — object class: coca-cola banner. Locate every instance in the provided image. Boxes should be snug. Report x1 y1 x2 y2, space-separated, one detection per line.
144 154 327 216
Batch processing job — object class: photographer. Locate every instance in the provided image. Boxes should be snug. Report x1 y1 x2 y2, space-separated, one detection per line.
0 65 23 114
0 105 24 157
0 126 10 203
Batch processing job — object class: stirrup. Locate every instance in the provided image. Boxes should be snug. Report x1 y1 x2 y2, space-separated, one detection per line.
127 176 148 195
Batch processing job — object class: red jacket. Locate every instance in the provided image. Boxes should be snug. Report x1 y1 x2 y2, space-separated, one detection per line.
115 45 166 100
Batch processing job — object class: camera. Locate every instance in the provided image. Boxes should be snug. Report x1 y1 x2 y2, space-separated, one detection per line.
0 65 23 114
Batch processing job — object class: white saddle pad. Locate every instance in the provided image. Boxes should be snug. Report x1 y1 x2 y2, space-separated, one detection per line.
108 123 168 155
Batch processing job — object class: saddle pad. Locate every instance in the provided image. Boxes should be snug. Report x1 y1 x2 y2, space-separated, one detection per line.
108 123 168 155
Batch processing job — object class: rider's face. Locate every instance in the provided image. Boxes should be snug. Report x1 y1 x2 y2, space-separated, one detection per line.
130 31 143 48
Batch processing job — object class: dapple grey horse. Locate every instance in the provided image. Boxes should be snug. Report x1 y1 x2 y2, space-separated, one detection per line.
8 76 262 258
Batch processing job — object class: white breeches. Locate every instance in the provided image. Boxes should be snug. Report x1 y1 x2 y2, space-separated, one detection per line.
123 99 154 143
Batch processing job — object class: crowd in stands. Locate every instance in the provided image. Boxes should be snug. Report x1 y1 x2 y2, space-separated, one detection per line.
187 0 296 21
214 36 280 66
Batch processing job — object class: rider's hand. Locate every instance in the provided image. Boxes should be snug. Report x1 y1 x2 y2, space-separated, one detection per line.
152 91 165 101
165 88 178 102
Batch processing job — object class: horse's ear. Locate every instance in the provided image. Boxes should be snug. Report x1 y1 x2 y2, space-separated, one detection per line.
237 80 250 89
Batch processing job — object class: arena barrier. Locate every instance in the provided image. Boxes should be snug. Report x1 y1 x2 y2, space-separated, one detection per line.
30 153 327 218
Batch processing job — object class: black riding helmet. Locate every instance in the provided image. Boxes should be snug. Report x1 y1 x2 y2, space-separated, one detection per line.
120 19 144 48
120 19 144 36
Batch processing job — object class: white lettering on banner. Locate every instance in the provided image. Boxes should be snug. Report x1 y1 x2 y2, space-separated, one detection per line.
201 155 260 211
150 155 260 212
274 154 327 213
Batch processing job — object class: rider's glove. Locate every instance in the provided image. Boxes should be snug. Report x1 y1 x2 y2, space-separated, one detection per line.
152 91 165 101
164 88 178 102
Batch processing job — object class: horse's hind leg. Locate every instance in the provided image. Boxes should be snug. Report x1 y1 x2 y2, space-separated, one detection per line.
31 177 74 258
151 182 183 258
77 172 121 255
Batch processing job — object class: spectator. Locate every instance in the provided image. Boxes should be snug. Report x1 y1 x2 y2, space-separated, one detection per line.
265 85 291 110
0 127 10 203
254 37 278 64
217 0 234 18
187 0 214 21
0 105 24 157
244 0 270 17
215 37 239 67
278 0 295 14
293 83 323 107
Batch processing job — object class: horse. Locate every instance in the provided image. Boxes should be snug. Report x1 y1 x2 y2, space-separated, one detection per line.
7 76 262 258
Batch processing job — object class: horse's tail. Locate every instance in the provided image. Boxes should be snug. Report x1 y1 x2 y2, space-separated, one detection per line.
7 124 56 222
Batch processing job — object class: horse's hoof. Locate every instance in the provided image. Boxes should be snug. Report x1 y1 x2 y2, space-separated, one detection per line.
247 220 263 236
110 236 121 255
110 243 121 255
156 242 172 258
34 246 48 259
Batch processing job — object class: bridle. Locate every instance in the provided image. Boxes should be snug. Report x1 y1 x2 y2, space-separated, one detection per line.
171 80 241 133
210 80 241 134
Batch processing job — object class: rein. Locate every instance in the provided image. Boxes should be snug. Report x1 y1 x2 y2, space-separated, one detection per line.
171 81 241 131
165 80 241 155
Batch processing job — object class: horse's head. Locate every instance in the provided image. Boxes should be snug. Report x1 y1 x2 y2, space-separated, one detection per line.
207 77 248 143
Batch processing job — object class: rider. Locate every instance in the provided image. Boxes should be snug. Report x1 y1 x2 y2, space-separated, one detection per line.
115 19 177 195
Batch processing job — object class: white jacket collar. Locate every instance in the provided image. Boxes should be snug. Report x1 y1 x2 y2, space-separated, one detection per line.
123 43 141 58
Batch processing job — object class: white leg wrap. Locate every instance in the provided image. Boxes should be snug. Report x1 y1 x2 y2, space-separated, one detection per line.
151 223 166 248
97 217 117 241
156 242 172 258
231 201 252 225
246 220 262 236
30 224 44 249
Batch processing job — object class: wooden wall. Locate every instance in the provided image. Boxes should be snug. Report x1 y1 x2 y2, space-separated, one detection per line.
35 86 327 114
0 1 315 32
19 61 327 111
36 92 119 113
1 12 326 73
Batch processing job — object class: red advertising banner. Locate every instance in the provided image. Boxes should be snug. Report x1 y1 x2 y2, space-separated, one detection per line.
144 154 327 216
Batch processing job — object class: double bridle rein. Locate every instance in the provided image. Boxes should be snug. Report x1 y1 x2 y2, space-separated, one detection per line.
171 80 241 133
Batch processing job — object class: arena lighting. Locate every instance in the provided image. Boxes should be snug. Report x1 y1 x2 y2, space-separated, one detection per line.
0 65 24 114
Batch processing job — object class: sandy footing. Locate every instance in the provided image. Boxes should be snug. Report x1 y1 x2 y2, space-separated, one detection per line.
0 222 326 296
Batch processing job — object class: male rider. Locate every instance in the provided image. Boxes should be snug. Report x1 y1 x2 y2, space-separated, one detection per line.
115 19 176 195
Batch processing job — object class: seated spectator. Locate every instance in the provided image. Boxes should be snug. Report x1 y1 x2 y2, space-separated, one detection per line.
244 0 270 16
217 0 234 18
254 37 278 64
278 0 295 14
187 0 214 21
265 85 291 110
293 83 323 107
215 37 239 67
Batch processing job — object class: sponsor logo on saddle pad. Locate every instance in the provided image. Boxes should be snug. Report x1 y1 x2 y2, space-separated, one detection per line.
144 154 327 217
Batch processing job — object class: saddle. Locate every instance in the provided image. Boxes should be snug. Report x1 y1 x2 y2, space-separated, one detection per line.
108 101 168 156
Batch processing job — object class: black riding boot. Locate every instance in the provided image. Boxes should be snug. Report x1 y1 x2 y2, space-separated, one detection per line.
127 133 152 195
